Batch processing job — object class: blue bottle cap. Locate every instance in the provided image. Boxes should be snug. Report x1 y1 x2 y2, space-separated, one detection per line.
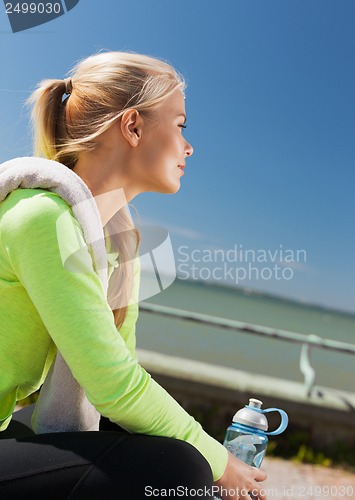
232 398 268 431
232 398 289 435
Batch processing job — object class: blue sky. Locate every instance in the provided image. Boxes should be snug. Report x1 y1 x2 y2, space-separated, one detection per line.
0 0 354 313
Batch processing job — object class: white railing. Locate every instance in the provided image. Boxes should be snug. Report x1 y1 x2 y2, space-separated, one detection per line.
140 302 355 396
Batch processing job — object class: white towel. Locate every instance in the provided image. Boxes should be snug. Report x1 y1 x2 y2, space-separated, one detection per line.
0 156 110 433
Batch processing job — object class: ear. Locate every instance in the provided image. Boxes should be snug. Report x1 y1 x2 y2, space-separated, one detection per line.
120 109 143 147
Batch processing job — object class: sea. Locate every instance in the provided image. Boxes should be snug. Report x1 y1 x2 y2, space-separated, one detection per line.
136 278 355 393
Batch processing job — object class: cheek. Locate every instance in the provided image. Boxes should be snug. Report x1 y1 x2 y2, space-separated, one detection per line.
139 127 181 173
140 143 162 170
149 137 175 167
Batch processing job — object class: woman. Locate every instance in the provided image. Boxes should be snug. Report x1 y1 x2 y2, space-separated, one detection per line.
0 51 267 499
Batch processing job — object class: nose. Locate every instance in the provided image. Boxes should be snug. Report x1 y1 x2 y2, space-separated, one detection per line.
185 139 194 158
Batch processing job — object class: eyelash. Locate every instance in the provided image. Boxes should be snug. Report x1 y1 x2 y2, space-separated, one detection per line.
179 124 187 130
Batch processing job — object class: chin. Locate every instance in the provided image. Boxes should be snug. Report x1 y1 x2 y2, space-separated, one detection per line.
168 183 181 194
170 183 181 194
156 181 181 195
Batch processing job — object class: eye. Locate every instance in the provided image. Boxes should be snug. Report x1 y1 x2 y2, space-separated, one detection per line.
179 124 187 131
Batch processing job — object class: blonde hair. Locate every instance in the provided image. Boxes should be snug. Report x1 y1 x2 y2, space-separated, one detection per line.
27 51 186 329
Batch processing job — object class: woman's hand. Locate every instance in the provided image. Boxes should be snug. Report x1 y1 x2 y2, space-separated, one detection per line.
214 451 267 500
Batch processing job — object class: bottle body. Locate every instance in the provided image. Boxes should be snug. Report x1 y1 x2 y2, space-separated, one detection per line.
223 422 268 468
214 399 288 500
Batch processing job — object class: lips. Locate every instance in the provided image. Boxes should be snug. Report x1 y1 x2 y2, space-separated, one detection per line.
177 165 185 170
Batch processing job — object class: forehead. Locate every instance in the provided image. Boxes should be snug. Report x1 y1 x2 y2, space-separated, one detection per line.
161 89 186 115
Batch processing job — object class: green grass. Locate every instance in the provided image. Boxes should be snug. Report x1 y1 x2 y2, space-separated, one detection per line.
268 430 355 471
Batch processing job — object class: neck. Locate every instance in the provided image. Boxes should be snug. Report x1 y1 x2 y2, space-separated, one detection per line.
72 154 138 227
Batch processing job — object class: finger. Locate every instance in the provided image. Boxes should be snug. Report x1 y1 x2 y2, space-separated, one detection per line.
253 467 267 482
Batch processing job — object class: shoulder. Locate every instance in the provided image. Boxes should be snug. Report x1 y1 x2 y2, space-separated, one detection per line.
0 188 73 234
0 188 92 278
0 187 71 215
0 189 82 254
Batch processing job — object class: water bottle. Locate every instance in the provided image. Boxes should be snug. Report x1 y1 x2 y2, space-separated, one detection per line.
214 398 288 499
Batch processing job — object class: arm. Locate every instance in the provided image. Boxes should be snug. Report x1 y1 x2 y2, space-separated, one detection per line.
0 189 228 481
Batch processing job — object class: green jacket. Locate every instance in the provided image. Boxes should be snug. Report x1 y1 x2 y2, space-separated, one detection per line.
0 188 228 481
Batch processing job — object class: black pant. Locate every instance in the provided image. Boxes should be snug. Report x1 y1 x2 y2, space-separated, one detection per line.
0 405 213 499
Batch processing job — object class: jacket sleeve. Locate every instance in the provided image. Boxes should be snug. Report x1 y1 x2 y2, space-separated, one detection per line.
0 190 228 481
